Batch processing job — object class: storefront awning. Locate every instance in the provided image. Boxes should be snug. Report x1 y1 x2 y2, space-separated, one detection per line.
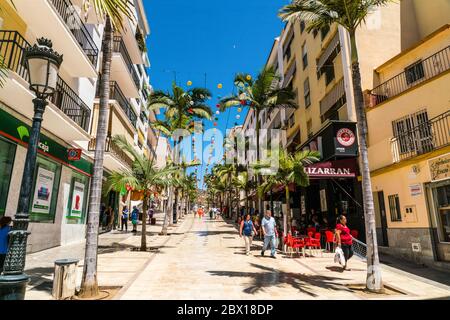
305 158 357 179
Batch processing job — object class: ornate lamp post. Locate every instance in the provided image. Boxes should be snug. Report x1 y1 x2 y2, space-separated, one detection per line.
0 38 63 300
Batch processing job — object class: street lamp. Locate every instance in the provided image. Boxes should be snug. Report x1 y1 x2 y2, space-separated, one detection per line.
0 38 62 300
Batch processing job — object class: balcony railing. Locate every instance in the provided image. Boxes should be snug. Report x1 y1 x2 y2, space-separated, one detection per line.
370 46 450 106
113 36 140 89
390 110 450 162
88 136 133 168
49 0 98 66
0 30 91 131
95 78 137 127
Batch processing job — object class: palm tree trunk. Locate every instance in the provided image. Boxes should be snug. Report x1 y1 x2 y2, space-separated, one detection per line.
161 185 172 235
245 190 249 216
285 186 291 237
79 16 113 298
255 109 264 217
141 194 148 251
350 32 383 292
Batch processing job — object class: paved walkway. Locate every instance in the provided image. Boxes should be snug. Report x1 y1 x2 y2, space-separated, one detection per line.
118 215 450 300
25 211 180 299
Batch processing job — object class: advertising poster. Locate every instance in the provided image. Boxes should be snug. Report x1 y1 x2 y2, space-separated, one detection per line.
32 167 55 214
70 181 85 217
320 189 327 212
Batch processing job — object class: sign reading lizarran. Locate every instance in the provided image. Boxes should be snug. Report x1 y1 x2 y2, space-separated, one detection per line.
429 153 450 182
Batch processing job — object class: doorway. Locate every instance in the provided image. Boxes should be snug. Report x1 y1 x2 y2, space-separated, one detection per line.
376 191 389 247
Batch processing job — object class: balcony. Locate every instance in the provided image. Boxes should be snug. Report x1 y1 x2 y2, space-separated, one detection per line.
110 36 140 98
12 0 98 78
88 136 133 170
0 30 91 133
390 110 450 163
95 80 137 128
320 77 345 122
370 46 450 106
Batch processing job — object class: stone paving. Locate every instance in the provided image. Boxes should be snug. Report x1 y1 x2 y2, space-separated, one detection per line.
118 215 450 300
24 212 450 300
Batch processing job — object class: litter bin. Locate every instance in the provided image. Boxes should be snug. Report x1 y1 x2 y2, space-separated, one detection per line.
52 259 79 300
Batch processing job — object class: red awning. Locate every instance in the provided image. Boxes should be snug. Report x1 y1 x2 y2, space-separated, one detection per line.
305 158 357 179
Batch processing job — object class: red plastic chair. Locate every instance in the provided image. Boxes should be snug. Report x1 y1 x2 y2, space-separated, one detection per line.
350 229 359 239
307 227 316 235
325 231 335 252
287 234 305 258
307 231 314 238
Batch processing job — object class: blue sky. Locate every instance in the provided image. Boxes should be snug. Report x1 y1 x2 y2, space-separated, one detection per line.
143 0 289 188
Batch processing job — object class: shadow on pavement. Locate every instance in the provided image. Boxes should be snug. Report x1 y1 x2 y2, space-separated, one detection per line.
196 231 238 237
208 262 351 297
25 267 54 287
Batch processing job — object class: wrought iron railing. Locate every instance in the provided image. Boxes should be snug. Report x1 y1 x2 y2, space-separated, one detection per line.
113 36 140 89
88 136 133 168
49 0 99 66
390 110 450 162
0 30 91 131
352 238 367 260
370 46 450 106
95 78 137 127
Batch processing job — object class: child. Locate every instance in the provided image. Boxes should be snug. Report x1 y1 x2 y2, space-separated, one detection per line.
131 206 139 233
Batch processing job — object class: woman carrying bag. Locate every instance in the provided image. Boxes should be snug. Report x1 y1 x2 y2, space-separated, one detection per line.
239 214 257 255
334 215 353 271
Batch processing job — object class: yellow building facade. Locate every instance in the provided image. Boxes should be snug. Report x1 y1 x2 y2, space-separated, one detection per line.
367 25 450 266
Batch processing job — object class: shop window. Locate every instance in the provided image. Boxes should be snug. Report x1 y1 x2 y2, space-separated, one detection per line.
388 194 402 222
405 60 425 85
304 78 311 108
0 138 16 217
29 156 62 223
66 172 89 225
435 184 450 242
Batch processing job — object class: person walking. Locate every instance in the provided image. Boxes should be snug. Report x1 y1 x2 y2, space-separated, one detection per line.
335 215 353 271
148 205 154 224
261 205 278 258
121 206 129 232
131 206 139 233
0 216 12 273
240 213 257 255
197 206 204 220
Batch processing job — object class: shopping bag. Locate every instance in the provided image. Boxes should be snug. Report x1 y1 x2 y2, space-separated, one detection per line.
334 247 346 266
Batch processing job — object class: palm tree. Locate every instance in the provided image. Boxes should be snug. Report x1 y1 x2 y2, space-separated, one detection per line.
105 135 175 251
219 66 297 219
279 0 390 292
78 0 135 299
232 171 256 218
215 163 236 219
255 149 320 237
148 84 212 228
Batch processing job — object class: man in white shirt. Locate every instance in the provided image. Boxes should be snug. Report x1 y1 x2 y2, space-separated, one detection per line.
261 205 278 258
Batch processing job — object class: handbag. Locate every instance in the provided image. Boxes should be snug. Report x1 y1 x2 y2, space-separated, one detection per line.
334 247 346 266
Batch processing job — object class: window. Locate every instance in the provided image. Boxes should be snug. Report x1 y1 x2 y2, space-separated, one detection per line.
321 26 330 41
392 110 432 155
405 61 425 85
283 34 294 62
29 156 62 223
307 119 313 138
288 113 295 128
0 138 16 217
66 172 89 224
324 64 335 85
300 21 306 33
304 78 311 108
302 43 308 69
388 194 402 222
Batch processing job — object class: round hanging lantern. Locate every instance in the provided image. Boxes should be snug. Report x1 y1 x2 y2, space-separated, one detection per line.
217 83 223 89
216 104 220 108
215 110 220 115
237 108 242 113
187 80 192 86
240 100 246 105
188 108 193 114
213 122 217 126
190 100 194 106
236 115 240 120
246 75 252 81
192 137 196 142
214 117 218 121
234 122 238 126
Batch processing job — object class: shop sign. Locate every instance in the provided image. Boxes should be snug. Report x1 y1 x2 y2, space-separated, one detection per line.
67 149 82 161
336 128 356 147
31 167 55 214
429 153 450 182
305 158 357 178
409 184 422 196
0 108 93 175
70 181 85 218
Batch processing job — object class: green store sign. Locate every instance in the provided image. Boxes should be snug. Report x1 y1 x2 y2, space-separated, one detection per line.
0 108 93 175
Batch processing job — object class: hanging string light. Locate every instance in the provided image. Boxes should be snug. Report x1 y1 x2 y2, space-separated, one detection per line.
217 83 223 89
237 107 242 113
246 75 252 81
236 115 240 120
187 80 192 86
215 110 220 115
